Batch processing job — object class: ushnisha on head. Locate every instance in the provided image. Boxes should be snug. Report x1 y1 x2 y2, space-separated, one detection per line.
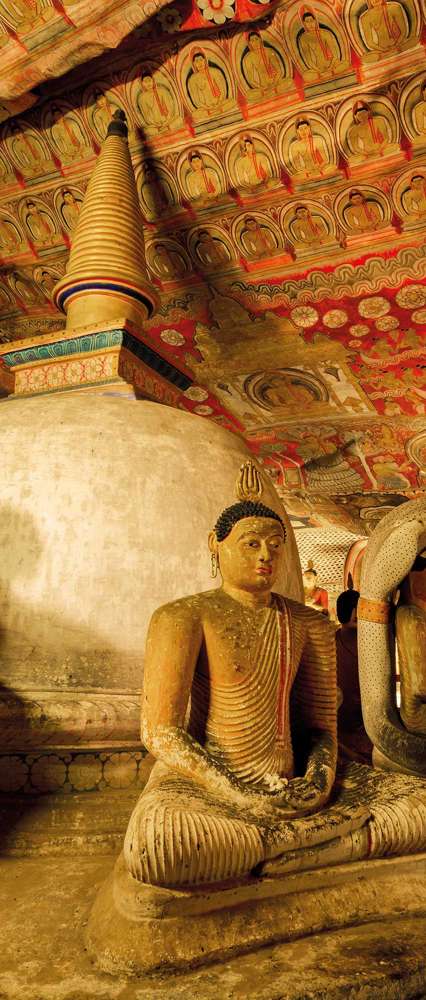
208 461 286 594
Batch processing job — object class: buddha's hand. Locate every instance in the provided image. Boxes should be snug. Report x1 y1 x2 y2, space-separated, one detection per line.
270 773 332 816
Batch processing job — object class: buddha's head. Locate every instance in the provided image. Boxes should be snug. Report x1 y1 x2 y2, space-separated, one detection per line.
192 51 207 73
349 190 363 206
296 119 311 139
353 102 370 124
209 501 286 595
248 31 262 50
141 73 154 91
410 174 425 191
302 10 318 32
189 152 203 172
295 205 308 219
244 216 258 231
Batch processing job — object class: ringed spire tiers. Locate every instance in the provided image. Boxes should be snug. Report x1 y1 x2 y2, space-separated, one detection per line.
54 110 158 331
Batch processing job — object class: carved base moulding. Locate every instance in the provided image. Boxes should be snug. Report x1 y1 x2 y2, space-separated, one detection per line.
86 850 426 976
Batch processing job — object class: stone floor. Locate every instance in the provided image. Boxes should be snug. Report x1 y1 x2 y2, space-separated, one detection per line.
0 854 426 1000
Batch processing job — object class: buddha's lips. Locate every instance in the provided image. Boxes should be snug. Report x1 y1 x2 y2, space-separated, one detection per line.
256 567 272 575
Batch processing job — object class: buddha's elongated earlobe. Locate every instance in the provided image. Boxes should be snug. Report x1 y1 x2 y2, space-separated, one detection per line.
211 552 218 579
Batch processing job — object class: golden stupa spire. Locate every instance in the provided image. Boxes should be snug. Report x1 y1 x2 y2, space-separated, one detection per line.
54 110 158 330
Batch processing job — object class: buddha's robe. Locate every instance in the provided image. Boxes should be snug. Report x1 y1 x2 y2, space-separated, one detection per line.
124 593 426 887
299 25 342 78
186 165 219 201
360 1 409 53
235 149 271 188
125 597 352 886
347 114 391 158
137 84 176 132
188 66 227 112
290 134 330 176
413 100 426 135
243 46 283 92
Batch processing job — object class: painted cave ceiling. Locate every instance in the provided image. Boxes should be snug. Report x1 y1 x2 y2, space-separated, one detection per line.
0 0 425 536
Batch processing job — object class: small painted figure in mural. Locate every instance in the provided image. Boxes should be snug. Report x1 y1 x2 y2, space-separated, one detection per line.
297 7 348 81
136 71 180 134
23 200 57 246
139 161 175 220
59 190 82 232
402 174 426 220
359 0 412 59
288 118 333 179
234 135 274 190
8 269 42 305
8 123 49 177
290 204 329 247
150 242 187 279
0 152 12 183
239 216 278 257
38 269 58 299
347 101 392 159
90 91 113 141
48 105 89 162
0 217 23 254
372 457 411 489
194 230 231 268
241 31 288 96
262 372 318 408
344 189 382 231
184 150 221 204
412 80 426 136
186 50 229 116
0 0 36 32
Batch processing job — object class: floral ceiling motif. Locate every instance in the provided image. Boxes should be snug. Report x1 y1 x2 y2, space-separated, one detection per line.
0 0 425 533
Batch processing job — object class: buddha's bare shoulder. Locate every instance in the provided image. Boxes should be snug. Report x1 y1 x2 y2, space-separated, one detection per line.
149 589 225 629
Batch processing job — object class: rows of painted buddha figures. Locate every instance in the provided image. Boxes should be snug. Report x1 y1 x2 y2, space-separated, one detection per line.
1 165 426 288
1 56 426 183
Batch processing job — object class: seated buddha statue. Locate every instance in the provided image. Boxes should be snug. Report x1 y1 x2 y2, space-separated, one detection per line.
123 463 426 889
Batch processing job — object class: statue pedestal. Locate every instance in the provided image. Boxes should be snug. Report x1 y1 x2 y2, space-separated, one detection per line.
86 850 426 976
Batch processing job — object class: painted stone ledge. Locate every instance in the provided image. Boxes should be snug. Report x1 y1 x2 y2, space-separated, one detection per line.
0 746 152 796
0 318 190 402
0 688 141 750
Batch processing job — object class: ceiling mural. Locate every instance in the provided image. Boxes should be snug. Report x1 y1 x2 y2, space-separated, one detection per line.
0 0 425 534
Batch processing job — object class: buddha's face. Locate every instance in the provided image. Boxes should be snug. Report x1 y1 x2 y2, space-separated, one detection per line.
297 123 310 139
296 207 308 219
245 218 257 230
350 193 363 206
191 155 203 172
303 15 317 32
213 517 285 594
303 570 317 594
355 109 368 123
142 76 154 90
248 34 261 50
194 54 206 72
411 176 424 190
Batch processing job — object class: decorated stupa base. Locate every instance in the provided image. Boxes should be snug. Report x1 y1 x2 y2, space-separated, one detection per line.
0 319 189 404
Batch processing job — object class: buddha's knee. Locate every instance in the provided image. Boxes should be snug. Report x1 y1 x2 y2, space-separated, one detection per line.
123 799 263 887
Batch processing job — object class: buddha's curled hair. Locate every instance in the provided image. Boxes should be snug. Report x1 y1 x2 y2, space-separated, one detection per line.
214 501 286 542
